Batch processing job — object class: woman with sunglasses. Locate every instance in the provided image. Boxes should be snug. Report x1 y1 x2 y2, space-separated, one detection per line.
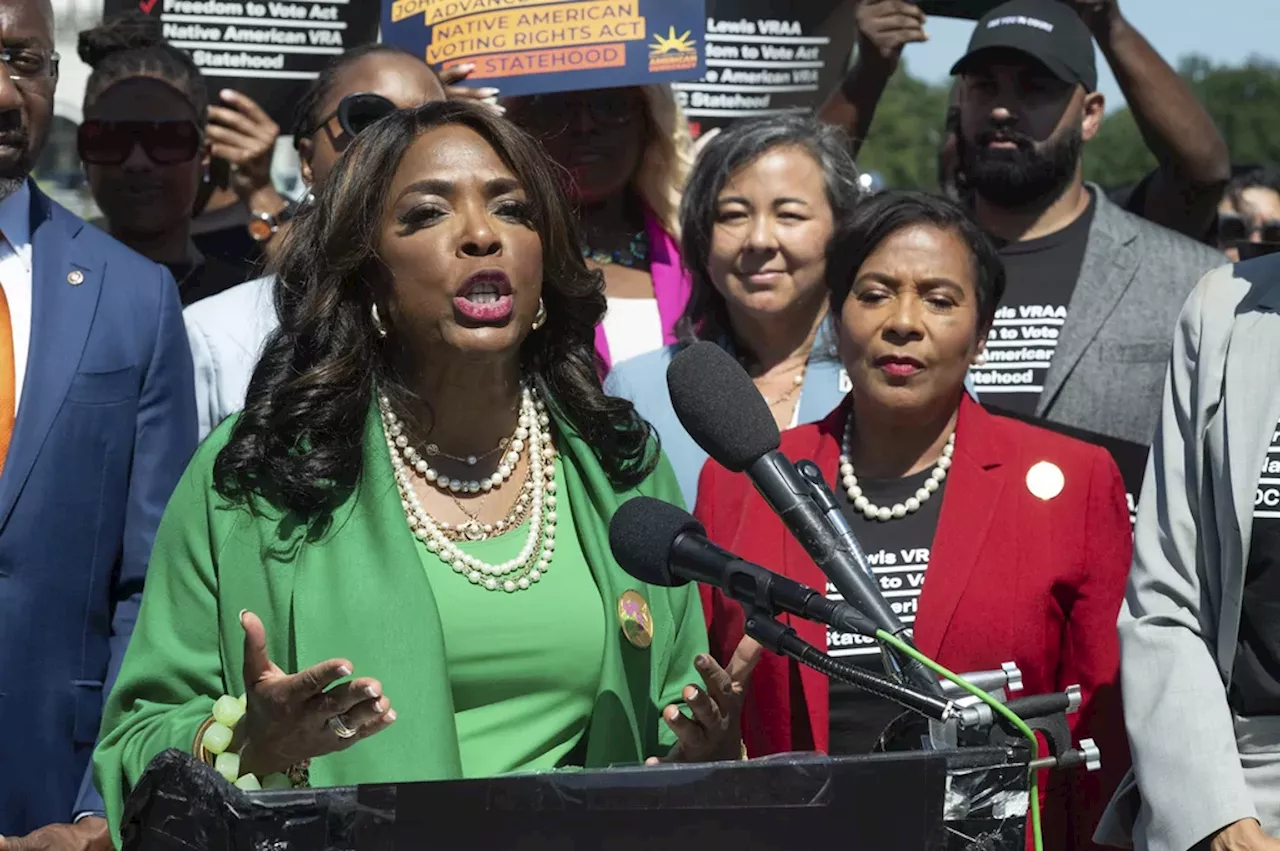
503 86 694 371
94 101 755 845
182 44 449 439
1216 166 1280 263
77 14 254 306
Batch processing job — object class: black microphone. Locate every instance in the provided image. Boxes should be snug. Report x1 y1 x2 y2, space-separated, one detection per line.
666 341 942 697
608 496 877 637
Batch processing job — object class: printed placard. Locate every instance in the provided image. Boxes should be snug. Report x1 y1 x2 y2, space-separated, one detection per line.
917 0 1006 20
105 0 382 127
678 0 854 137
381 0 707 98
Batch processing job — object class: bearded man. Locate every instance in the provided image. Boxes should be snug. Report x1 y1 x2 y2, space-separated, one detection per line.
951 0 1222 446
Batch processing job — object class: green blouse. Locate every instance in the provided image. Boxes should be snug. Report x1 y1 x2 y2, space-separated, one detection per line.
429 458 605 776
94 402 707 847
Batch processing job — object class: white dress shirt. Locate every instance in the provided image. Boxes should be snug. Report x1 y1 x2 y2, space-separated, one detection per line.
0 181 33 413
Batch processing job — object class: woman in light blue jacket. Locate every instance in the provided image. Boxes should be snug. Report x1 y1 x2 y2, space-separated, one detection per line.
606 116 862 506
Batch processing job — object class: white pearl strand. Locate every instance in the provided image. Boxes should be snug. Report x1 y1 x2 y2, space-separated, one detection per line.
380 387 558 593
839 418 955 522
384 406 524 495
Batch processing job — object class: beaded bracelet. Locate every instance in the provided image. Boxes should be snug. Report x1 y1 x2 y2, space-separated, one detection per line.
193 694 295 791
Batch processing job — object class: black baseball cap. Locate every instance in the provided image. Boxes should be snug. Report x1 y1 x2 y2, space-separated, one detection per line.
950 0 1097 92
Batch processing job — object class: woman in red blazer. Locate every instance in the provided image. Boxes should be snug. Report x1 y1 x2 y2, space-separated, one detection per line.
695 192 1133 851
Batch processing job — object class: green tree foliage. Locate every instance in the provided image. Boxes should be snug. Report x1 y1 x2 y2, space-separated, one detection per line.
855 55 1280 191
855 60 953 190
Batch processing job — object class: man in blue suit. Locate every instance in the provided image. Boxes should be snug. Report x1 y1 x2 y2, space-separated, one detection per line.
0 1 196 848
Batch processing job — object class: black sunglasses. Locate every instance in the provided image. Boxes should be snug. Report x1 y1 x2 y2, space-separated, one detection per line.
305 92 398 153
77 120 202 166
1218 211 1280 246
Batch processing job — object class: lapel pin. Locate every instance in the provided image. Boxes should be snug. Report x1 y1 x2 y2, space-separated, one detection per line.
1026 461 1065 501
67 270 84 286
617 590 654 650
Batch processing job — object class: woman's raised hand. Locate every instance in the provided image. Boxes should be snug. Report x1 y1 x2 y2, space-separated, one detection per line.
647 636 763 765
235 611 396 777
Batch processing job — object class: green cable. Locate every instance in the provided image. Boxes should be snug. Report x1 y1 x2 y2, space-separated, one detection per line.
874 630 1044 851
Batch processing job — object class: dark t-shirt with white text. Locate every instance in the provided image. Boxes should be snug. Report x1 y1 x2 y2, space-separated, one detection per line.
827 467 944 754
971 197 1096 416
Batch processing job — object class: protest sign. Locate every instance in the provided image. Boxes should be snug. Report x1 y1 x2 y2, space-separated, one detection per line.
918 0 1008 19
677 0 854 138
104 0 381 127
381 0 707 98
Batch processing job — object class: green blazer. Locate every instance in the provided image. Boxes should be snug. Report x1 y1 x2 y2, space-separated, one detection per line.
94 403 708 843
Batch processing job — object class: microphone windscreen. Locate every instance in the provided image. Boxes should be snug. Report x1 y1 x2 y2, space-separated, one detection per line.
667 341 781 473
609 496 704 587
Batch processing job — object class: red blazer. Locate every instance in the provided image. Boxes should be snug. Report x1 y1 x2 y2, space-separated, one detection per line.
694 395 1132 851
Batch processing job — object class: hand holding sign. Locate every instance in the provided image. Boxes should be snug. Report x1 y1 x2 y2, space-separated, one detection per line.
207 89 283 208
1063 0 1120 34
438 64 505 115
856 0 929 71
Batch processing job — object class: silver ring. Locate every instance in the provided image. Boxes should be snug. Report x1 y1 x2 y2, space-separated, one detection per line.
327 714 358 739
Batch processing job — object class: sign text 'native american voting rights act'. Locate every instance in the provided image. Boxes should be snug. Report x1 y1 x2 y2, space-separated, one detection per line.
381 0 707 98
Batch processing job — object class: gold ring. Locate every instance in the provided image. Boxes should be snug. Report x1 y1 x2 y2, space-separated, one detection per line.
327 714 358 739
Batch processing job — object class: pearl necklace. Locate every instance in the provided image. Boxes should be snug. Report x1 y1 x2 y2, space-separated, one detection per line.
839 417 955 522
380 386 558 593
384 407 528 495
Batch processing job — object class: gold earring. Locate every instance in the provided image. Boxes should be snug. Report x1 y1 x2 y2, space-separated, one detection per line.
371 303 387 339
531 298 547 331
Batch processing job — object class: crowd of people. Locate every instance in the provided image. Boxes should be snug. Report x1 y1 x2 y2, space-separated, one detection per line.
0 0 1277 850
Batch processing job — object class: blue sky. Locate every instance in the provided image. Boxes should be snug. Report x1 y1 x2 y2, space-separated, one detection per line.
901 0 1279 111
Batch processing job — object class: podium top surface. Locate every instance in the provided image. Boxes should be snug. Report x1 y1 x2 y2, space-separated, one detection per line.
122 749 1029 851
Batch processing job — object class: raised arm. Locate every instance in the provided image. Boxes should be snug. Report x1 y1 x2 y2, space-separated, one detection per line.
1073 1 1230 239
817 0 929 158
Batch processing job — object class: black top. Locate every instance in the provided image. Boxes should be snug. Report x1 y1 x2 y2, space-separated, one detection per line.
166 251 255 307
971 195 1096 417
827 466 945 755
1230 416 1280 716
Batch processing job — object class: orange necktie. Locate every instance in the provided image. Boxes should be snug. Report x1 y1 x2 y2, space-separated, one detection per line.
0 281 15 475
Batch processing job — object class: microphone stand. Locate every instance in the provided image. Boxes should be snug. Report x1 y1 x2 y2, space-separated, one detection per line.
741 607 986 729
792 460 941 696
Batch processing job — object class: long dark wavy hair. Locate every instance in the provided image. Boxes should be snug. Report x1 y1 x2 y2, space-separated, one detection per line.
215 101 657 520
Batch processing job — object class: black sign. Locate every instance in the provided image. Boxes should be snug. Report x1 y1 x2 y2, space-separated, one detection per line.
679 1 855 137
104 0 382 128
917 0 1005 19
918 0 1075 20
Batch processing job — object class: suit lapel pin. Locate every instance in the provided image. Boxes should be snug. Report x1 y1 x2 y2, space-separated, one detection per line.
67 270 84 286
617 590 654 650
1026 461 1065 501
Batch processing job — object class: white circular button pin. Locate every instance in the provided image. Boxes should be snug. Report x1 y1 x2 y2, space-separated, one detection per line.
1026 461 1065 501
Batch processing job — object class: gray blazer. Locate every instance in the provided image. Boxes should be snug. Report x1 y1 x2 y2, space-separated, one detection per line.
1095 255 1280 851
1035 188 1224 446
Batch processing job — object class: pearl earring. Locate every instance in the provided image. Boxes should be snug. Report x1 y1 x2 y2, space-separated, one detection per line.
371 303 387 339
974 351 988 367
531 298 547 331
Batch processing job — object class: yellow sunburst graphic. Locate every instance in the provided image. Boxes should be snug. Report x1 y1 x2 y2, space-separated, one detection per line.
650 26 697 56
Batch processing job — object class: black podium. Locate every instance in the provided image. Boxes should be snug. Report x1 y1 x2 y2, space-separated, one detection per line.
121 748 1029 851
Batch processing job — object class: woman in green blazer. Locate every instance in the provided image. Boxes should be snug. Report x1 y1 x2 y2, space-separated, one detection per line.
94 101 759 842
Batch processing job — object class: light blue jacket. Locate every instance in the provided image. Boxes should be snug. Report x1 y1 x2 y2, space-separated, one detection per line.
605 324 848 509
